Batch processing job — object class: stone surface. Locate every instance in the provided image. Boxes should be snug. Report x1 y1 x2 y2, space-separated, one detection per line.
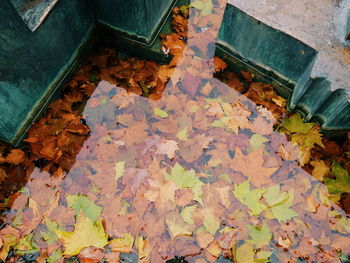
229 0 350 96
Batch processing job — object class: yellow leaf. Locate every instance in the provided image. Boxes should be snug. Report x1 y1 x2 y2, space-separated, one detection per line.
115 161 125 181
110 233 134 253
154 107 169 118
136 236 151 260
55 212 108 256
191 0 213 16
176 128 188 141
203 208 220 235
166 212 193 239
310 160 329 181
181 205 197 225
207 242 221 258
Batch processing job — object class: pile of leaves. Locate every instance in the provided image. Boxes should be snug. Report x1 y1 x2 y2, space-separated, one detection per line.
215 65 350 212
1 1 350 263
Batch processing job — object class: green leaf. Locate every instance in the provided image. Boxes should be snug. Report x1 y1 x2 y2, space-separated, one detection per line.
325 162 350 194
41 218 61 245
191 0 213 16
140 81 150 97
181 205 197 225
203 209 220 235
263 185 298 222
165 163 204 204
281 113 314 134
234 243 255 263
55 212 108 256
255 250 273 263
247 223 272 248
154 107 169 118
115 161 125 181
66 194 102 222
176 128 188 141
89 73 100 83
249 134 269 152
14 233 38 255
233 180 267 216
47 250 63 263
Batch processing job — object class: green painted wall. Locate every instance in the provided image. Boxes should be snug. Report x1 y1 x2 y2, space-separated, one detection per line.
0 0 94 145
218 4 317 91
93 0 176 44
1 1 349 145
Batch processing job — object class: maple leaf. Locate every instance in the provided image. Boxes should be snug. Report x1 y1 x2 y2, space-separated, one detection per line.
14 233 38 255
110 233 134 253
249 134 269 152
210 102 251 134
136 236 152 260
231 147 278 187
233 243 255 263
144 179 177 204
233 243 272 263
66 194 102 222
154 107 169 118
114 161 125 181
165 163 204 204
47 250 63 263
156 139 179 159
0 233 18 261
281 113 314 134
0 149 25 165
202 208 220 235
279 113 324 153
191 0 213 16
55 212 108 256
181 205 197 224
233 180 266 216
325 162 350 194
41 218 61 246
176 127 188 141
263 185 298 222
214 57 227 73
165 212 193 239
310 160 330 181
247 223 272 248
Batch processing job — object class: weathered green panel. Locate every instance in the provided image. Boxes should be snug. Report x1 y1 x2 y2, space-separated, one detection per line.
218 4 317 91
94 0 176 45
0 0 94 145
347 12 350 40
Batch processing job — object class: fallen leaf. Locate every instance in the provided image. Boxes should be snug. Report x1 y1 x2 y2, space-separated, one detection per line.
325 161 350 194
247 223 272 248
154 107 169 118
66 194 102 222
191 0 213 16
166 212 193 239
115 161 125 181
110 233 134 253
233 179 266 216
310 160 329 181
231 147 278 187
55 212 108 256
